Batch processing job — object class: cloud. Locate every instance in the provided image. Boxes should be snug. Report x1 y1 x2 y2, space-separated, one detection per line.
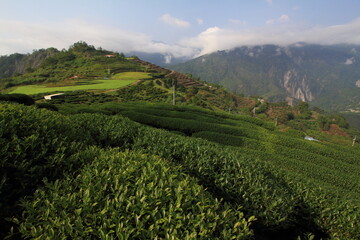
266 14 290 24
197 18 204 25
181 18 360 56
0 19 196 58
279 14 289 22
160 14 190 28
266 0 273 4
2 17 360 60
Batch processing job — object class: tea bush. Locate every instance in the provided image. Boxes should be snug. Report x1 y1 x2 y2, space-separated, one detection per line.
17 147 254 239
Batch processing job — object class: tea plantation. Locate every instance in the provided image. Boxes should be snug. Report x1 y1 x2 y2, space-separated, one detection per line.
1 102 359 239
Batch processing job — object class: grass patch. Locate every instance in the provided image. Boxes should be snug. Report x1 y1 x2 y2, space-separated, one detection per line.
10 72 151 95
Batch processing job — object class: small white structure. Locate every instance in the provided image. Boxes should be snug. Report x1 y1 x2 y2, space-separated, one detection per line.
304 136 320 142
356 80 360 87
44 93 64 100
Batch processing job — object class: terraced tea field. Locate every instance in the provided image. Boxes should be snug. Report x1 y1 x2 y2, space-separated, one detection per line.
1 102 359 239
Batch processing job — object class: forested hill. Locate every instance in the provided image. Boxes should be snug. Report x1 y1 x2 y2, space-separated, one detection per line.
171 43 360 113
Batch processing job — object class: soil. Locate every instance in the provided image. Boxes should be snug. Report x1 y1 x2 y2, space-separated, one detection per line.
322 124 348 136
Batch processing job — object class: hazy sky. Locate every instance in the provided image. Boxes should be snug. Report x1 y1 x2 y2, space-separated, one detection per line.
1 0 360 58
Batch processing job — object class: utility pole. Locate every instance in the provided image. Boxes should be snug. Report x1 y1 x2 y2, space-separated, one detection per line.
352 136 357 147
106 57 110 75
172 79 176 105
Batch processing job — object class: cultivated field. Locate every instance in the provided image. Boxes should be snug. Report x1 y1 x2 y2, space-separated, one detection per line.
9 72 150 95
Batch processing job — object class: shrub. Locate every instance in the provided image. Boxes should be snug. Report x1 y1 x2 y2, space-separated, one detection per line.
0 94 35 105
35 102 59 111
0 103 84 236
16 148 254 239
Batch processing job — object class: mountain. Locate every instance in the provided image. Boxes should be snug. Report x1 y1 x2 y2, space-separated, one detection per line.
0 48 58 79
171 43 360 112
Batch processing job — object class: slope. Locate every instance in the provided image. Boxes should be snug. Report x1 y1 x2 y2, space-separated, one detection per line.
1 42 359 239
1 102 359 239
171 43 360 112
0 42 256 113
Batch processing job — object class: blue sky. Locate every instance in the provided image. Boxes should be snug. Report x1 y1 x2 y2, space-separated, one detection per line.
1 0 360 58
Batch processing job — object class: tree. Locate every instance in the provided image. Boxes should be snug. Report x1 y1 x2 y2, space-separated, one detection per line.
69 41 95 53
318 115 330 131
297 101 311 119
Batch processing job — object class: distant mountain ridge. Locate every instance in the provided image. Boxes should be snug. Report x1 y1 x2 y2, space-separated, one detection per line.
171 43 360 112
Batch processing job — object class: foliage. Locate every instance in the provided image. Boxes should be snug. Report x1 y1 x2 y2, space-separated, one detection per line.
132 128 303 233
2 43 142 90
117 82 170 102
1 102 359 239
318 115 331 130
0 93 35 105
255 101 268 114
16 148 254 239
296 102 312 119
70 113 141 148
342 112 360 131
35 102 59 111
9 72 150 95
0 103 84 236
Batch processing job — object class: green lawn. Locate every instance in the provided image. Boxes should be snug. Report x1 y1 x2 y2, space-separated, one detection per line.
10 72 151 95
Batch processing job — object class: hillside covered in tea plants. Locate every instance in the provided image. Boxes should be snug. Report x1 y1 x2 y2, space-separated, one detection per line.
1 102 359 240
1 42 359 239
0 41 255 114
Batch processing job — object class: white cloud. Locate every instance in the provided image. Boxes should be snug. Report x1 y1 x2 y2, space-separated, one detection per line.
181 18 360 56
197 18 204 25
279 14 290 22
160 14 190 28
0 19 196 58
266 0 273 4
2 17 360 60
